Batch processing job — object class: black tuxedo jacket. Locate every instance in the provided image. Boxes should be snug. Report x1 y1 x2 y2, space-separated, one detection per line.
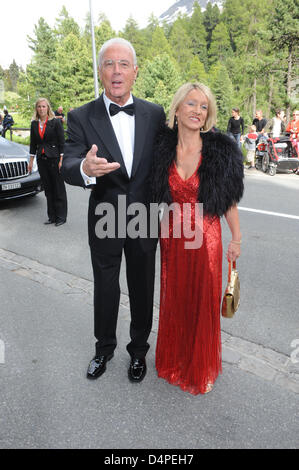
62 94 165 254
30 118 65 158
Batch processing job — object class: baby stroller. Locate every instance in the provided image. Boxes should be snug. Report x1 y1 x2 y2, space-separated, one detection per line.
255 135 299 176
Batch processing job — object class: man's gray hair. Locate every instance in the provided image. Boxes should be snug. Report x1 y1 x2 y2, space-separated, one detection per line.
98 38 138 68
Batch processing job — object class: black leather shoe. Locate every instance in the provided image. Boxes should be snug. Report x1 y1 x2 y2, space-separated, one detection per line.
87 353 114 379
44 219 55 225
128 357 147 383
55 219 66 227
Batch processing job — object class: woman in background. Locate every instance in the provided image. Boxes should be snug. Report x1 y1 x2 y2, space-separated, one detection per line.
29 98 67 226
227 107 244 148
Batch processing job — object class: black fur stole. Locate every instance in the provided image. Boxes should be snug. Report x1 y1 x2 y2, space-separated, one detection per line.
152 125 244 217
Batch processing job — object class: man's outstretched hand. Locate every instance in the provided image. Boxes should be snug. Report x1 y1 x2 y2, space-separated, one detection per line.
82 144 120 177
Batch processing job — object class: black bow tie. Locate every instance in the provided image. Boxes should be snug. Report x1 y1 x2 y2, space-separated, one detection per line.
109 103 135 117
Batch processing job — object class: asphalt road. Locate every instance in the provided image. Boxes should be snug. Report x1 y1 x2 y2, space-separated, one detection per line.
0 168 298 449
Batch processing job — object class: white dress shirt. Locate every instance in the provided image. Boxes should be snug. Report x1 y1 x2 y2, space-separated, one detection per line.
80 92 135 185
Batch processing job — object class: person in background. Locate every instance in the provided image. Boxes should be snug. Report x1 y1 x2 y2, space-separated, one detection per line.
152 83 244 395
242 124 258 169
1 109 14 138
227 107 244 148
54 106 65 124
286 110 299 140
286 110 299 174
253 110 267 134
265 109 285 138
29 98 67 226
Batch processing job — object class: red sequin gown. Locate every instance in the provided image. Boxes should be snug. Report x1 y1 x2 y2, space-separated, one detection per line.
155 161 223 395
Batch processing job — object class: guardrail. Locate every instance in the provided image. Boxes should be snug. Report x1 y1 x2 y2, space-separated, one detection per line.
4 127 30 141
3 127 67 141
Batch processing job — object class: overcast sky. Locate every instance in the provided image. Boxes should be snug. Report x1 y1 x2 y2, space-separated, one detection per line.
1 0 174 69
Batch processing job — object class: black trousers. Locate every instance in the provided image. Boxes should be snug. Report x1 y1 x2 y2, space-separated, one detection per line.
37 157 67 222
90 239 156 359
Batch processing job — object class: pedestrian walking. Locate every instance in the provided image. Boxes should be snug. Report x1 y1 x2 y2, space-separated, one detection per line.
227 108 244 148
29 98 68 226
1 109 14 138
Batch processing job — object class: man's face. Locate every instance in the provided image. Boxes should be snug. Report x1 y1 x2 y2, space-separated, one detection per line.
279 111 285 120
99 44 138 106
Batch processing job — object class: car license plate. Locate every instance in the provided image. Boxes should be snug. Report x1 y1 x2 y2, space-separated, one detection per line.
1 182 22 191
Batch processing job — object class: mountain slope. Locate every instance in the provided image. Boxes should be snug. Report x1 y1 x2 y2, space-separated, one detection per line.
159 0 222 23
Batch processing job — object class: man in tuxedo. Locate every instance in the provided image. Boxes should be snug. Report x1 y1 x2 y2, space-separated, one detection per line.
61 38 165 383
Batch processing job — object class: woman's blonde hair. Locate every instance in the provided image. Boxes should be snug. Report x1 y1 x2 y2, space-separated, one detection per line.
32 98 55 121
168 82 217 133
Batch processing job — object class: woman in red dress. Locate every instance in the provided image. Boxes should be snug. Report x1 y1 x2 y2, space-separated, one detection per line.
152 83 244 395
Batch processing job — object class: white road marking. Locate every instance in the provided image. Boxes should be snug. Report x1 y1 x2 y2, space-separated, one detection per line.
239 206 299 220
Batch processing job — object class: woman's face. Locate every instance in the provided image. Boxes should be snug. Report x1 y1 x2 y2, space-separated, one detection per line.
232 109 238 118
36 101 48 120
176 89 209 132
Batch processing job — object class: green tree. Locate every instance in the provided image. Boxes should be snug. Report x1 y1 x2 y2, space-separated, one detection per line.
121 17 147 67
269 0 299 119
169 18 193 74
221 0 248 52
149 27 173 58
208 22 232 66
203 1 220 50
95 16 116 52
26 17 58 100
134 54 182 116
185 56 208 84
7 60 20 92
209 62 234 130
53 33 94 109
187 1 208 68
54 6 80 41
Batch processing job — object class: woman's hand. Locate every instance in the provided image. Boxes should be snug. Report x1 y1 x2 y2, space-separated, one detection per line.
227 240 241 262
225 205 241 262
28 156 34 174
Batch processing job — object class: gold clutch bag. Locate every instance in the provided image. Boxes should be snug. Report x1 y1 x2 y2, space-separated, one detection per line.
222 261 240 318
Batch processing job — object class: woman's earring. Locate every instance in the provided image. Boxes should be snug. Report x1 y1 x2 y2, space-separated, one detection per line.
174 116 178 128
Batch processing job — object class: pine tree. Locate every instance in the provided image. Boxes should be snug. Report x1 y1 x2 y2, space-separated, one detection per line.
203 2 220 50
149 27 173 59
26 17 58 99
7 60 20 92
208 22 232 66
95 16 116 52
121 17 147 68
53 33 94 109
169 18 193 72
187 2 208 68
54 6 80 41
134 54 182 116
209 62 234 131
269 0 299 119
185 56 208 84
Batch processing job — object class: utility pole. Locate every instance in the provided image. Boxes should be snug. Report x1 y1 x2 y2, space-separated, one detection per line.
89 0 99 99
